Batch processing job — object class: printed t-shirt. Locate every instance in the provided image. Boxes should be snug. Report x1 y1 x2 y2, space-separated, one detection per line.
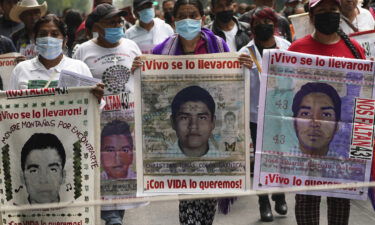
73 38 141 94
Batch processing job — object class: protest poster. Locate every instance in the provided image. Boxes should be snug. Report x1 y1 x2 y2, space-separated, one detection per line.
350 29 375 60
254 49 375 200
134 53 250 195
58 70 101 87
288 13 313 40
100 65 140 210
0 53 21 91
0 87 100 224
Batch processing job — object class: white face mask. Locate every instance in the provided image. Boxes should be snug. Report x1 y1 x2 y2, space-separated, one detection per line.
92 32 99 39
36 37 63 60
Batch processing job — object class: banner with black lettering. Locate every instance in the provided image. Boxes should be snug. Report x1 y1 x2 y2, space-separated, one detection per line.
134 53 251 195
254 49 375 200
0 87 100 224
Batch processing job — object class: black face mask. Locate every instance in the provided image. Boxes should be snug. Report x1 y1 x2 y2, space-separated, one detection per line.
216 10 234 23
254 24 274 41
164 11 173 24
314 12 340 35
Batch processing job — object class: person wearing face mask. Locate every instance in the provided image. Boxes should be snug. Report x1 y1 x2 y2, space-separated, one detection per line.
239 6 291 222
288 0 365 224
125 0 174 54
73 4 143 225
205 0 250 52
9 14 94 90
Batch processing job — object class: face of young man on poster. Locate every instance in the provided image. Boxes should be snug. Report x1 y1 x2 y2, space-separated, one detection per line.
23 148 65 204
172 101 216 157
294 92 338 156
101 134 133 179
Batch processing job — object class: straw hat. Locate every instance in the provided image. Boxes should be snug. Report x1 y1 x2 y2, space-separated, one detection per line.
9 0 47 23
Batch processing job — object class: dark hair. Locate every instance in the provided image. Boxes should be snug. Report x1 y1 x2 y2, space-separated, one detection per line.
173 0 204 17
250 6 278 28
21 133 66 171
211 0 234 8
292 82 341 121
337 29 362 59
101 120 133 148
171 85 215 121
33 14 67 40
224 111 235 120
162 0 175 8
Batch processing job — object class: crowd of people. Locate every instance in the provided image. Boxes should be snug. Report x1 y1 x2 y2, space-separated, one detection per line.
0 0 374 224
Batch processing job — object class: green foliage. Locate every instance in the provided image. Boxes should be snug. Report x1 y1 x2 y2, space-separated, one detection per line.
37 0 92 15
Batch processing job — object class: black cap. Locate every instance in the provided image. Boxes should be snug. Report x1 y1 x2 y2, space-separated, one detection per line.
86 3 127 30
133 0 153 10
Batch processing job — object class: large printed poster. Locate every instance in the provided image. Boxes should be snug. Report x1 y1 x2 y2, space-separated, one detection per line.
254 49 375 200
0 53 21 91
100 77 138 209
135 53 250 195
350 29 375 60
0 87 100 224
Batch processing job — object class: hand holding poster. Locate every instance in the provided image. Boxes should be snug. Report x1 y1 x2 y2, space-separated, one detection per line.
254 49 375 200
135 53 251 195
0 87 100 224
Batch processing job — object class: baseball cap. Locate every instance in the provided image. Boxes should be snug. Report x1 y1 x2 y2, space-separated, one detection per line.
309 0 341 8
133 0 153 10
86 3 127 30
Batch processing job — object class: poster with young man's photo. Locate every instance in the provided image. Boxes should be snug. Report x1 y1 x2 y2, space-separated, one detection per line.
0 87 100 224
135 53 251 195
254 49 375 200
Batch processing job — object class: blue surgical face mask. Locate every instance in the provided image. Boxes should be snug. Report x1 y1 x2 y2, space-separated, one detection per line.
138 8 155 23
36 37 63 60
104 27 124 44
175 19 201 40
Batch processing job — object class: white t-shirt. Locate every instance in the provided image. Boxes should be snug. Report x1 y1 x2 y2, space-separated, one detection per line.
222 23 238 52
125 18 174 54
340 7 375 34
9 56 92 90
73 38 141 94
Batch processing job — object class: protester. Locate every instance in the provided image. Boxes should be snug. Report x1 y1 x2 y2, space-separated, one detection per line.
10 0 47 59
162 0 175 27
0 0 23 37
73 4 142 225
239 0 292 42
125 0 174 54
64 9 83 57
340 0 375 34
9 14 102 100
281 0 302 19
0 34 16 53
237 2 248 16
131 0 252 224
75 0 113 46
239 6 290 222
288 0 365 224
206 0 250 52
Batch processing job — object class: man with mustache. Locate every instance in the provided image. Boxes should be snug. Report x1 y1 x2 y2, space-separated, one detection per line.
292 82 341 156
170 85 218 157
